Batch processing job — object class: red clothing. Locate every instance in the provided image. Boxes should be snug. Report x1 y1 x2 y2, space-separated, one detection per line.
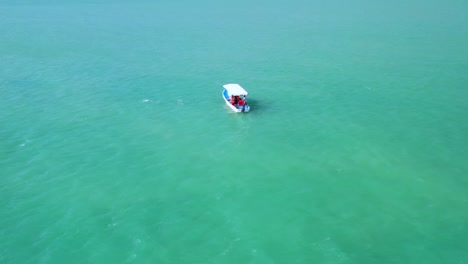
238 99 244 106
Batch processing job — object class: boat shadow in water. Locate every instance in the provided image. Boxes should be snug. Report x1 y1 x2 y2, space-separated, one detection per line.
245 99 271 112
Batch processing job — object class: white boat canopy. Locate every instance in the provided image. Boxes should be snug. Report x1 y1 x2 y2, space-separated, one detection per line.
223 84 248 96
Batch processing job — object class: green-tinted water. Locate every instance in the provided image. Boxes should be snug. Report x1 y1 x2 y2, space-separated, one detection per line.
1 1 468 263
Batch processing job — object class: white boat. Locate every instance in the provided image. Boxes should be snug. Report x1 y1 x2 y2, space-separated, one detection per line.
222 84 251 113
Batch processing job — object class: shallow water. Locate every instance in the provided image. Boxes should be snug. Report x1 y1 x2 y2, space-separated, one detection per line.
1 1 468 263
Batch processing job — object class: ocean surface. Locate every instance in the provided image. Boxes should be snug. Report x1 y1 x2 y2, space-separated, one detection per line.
1 1 468 263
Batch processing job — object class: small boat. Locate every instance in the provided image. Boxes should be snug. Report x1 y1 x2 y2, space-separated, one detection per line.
222 84 251 113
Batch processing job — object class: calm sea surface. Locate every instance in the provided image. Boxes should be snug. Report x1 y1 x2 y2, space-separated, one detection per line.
1 1 468 263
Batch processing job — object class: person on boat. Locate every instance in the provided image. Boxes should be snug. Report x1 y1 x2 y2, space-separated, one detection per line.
230 95 236 105
238 98 244 107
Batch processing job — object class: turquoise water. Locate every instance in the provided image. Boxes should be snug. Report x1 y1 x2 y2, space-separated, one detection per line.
1 1 468 263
